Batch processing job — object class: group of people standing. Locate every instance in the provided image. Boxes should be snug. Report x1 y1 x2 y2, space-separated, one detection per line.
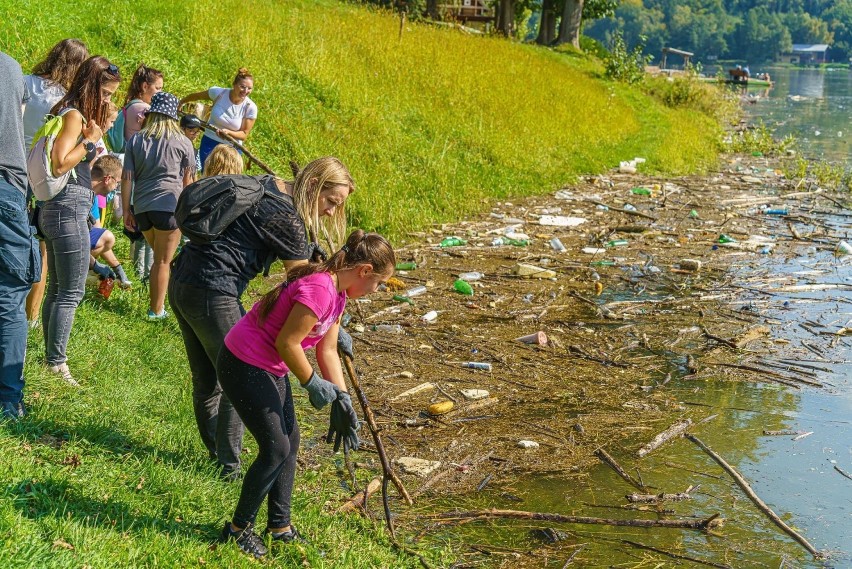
1 39 395 559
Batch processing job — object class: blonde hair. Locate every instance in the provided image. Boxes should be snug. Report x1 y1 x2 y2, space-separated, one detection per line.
140 112 182 140
203 145 244 177
290 157 354 251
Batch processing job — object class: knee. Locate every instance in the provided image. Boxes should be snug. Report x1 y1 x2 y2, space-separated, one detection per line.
101 231 115 250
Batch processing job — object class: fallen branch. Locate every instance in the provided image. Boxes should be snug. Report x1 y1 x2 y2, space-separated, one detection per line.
586 198 658 220
626 492 692 504
595 448 644 490
637 419 692 458
834 465 852 482
701 327 738 349
686 434 823 558
338 478 381 514
430 508 722 530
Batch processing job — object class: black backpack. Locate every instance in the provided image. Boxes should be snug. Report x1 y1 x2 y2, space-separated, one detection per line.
175 175 275 244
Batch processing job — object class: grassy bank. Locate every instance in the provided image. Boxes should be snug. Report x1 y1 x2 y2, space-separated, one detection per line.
3 0 723 240
1 0 728 566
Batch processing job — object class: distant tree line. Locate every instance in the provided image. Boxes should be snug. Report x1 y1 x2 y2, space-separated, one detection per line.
585 0 852 63
355 0 852 63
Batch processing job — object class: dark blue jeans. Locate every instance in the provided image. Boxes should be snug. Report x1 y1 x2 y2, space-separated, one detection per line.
40 184 92 366
168 279 246 476
0 181 41 405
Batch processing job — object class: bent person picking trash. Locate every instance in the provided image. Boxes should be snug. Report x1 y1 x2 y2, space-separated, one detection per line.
216 230 395 558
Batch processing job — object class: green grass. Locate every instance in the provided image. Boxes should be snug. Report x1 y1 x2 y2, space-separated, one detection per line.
0 0 728 565
2 0 723 241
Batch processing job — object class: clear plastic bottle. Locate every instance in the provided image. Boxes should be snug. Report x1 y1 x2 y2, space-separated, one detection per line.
373 324 404 334
458 271 483 282
550 237 566 252
461 362 492 371
406 285 428 297
605 239 629 247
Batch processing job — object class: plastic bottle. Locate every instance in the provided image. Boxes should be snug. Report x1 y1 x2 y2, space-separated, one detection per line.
395 261 417 271
421 310 438 322
550 237 566 252
718 234 737 244
373 324 404 334
461 362 492 371
837 241 852 255
623 204 638 212
440 237 467 248
689 209 699 219
392 294 414 305
98 277 115 299
605 239 629 248
458 271 483 282
764 209 789 216
405 285 427 297
631 187 652 196
453 279 474 295
590 260 615 266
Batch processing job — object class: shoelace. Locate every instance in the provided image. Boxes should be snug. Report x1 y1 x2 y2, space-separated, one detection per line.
232 524 266 556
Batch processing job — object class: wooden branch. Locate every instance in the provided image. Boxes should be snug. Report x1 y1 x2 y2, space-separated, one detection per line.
626 492 692 504
701 327 738 349
595 448 644 490
637 419 692 458
834 465 852 482
430 508 723 530
339 478 381 514
622 540 732 568
340 352 413 510
586 198 658 220
686 434 823 558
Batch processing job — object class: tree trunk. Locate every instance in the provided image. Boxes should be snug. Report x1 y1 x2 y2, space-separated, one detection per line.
536 0 556 45
425 0 439 20
496 0 515 37
556 0 584 49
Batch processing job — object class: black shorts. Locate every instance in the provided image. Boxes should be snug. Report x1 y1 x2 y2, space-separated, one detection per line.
135 210 178 232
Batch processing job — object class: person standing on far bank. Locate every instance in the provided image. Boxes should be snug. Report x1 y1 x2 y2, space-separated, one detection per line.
0 52 41 421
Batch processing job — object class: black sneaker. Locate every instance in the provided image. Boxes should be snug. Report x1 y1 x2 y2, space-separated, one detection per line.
266 525 308 544
219 522 268 558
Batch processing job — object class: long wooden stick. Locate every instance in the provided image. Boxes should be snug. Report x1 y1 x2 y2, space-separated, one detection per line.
637 419 692 458
622 540 732 568
595 448 644 490
340 353 413 506
686 434 823 558
430 508 723 530
178 111 277 176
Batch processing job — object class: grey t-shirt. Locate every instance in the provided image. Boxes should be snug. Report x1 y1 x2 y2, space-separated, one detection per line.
0 52 29 195
123 132 195 214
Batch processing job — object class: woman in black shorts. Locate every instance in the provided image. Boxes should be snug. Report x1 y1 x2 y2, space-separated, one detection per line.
121 92 195 319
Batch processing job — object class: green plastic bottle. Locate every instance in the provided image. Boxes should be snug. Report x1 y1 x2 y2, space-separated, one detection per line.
395 261 417 271
453 279 474 296
392 294 414 305
440 237 467 248
718 234 737 244
605 239 629 248
590 260 616 266
631 187 652 196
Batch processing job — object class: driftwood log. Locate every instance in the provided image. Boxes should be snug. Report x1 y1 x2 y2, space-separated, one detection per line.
686 434 823 558
637 419 692 458
626 492 692 504
595 448 644 490
430 508 723 530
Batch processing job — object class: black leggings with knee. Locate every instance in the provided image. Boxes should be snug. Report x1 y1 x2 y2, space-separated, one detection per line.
217 345 300 528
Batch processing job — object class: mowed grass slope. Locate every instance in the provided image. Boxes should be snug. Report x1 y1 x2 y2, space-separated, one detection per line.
1 1 723 566
2 0 721 239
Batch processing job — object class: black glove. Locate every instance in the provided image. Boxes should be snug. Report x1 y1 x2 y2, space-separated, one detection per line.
309 242 328 263
337 328 354 360
326 392 360 453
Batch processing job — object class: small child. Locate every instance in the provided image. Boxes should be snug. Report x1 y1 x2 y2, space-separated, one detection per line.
216 230 395 558
87 155 132 288
202 144 243 177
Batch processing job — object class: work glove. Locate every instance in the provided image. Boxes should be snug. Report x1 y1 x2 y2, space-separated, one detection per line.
92 261 116 280
337 328 354 361
326 392 361 453
309 242 328 263
301 371 339 410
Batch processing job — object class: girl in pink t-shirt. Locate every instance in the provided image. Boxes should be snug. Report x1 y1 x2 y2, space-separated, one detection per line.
216 230 395 558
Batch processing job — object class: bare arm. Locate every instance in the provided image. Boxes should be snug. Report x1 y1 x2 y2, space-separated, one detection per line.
178 89 211 106
218 117 255 142
121 169 135 231
316 321 347 393
274 302 321 384
50 111 102 176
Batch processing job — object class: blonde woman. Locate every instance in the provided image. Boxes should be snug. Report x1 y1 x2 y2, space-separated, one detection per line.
168 157 353 480
202 144 244 177
121 92 195 320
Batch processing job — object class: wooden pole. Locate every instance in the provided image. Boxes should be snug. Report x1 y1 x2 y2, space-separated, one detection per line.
686 434 823 558
430 508 723 530
177 111 277 176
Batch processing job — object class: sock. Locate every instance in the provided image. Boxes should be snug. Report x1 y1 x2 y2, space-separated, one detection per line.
112 264 129 283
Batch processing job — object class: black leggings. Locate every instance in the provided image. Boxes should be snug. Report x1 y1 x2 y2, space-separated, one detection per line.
217 345 300 528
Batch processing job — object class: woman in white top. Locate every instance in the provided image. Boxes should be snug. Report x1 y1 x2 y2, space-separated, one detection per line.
22 38 89 328
179 68 257 169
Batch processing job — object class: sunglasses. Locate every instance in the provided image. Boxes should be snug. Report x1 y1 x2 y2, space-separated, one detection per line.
105 63 120 77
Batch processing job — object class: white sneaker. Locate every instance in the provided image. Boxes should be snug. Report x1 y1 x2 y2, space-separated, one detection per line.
48 363 80 387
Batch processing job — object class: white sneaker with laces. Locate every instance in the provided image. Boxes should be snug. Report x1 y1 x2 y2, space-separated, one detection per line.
48 363 80 387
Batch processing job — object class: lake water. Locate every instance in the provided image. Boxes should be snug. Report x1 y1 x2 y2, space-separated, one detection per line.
743 67 852 164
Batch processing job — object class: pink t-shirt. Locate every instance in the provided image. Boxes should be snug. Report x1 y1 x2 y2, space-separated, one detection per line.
224 272 347 376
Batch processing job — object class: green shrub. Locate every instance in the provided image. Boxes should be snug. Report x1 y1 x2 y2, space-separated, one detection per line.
604 32 652 84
